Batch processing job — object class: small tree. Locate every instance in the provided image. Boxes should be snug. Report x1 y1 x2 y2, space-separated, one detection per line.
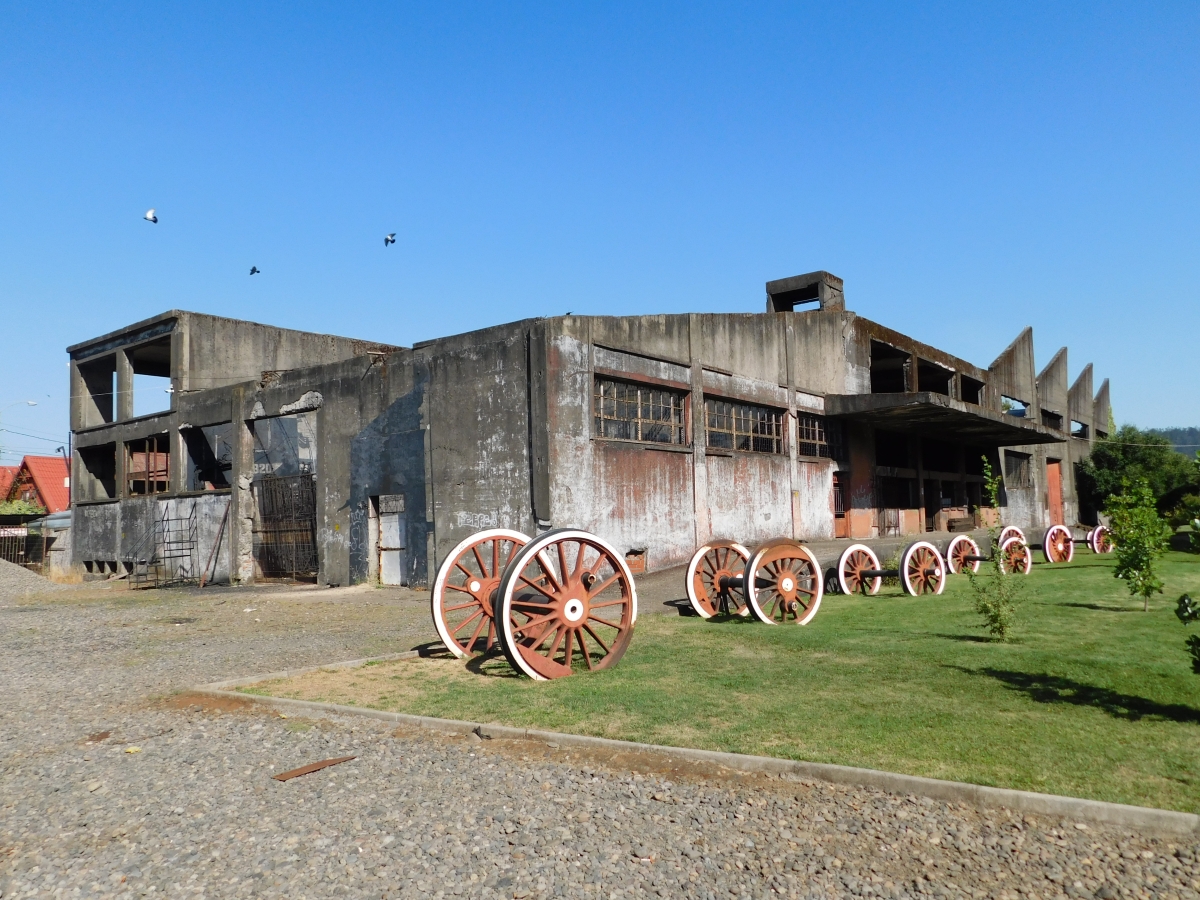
964 457 1026 640
1106 478 1171 611
0 499 47 515
1175 594 1200 674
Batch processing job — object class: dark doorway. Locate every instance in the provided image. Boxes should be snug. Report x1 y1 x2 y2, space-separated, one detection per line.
252 474 318 582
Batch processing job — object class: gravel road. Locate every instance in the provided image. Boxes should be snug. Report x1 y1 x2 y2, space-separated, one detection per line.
1 566 1196 900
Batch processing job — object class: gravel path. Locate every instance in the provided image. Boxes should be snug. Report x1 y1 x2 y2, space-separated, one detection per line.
1 570 1197 899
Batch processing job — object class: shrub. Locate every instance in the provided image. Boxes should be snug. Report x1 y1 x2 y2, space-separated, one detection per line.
964 457 1026 641
0 499 47 515
1175 594 1200 674
1107 479 1172 611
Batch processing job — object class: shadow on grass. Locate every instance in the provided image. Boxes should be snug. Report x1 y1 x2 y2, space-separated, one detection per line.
953 667 1200 724
465 649 522 679
1059 602 1142 613
930 633 996 643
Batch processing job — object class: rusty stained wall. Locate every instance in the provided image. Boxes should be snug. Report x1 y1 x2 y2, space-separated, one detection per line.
1035 347 1073 524
988 327 1043 528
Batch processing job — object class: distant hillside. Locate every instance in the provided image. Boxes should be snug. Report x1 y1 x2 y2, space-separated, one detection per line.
1148 427 1200 455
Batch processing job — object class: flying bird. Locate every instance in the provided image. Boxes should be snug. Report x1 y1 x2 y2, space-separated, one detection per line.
384 233 396 246
144 209 158 223
249 266 260 275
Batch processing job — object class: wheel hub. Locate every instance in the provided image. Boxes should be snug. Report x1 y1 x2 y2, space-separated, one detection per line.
563 597 585 623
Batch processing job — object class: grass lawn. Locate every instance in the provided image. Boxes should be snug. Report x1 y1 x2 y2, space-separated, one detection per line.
244 550 1200 813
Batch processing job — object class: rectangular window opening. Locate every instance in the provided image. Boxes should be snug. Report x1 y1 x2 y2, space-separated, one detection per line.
797 414 841 459
126 434 170 496
77 444 117 501
874 430 910 468
870 341 911 394
249 412 318 480
1003 450 1032 489
1001 396 1028 418
1041 409 1064 432
183 423 234 491
960 375 985 405
704 398 785 454
128 337 174 418
77 357 116 427
1071 420 1089 439
592 377 687 445
917 358 954 396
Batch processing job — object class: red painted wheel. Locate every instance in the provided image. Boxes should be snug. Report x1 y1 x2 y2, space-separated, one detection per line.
431 529 529 658
743 540 823 625
1042 524 1074 563
1088 526 1114 554
685 540 751 618
496 529 637 680
900 541 945 596
836 543 882 596
999 525 1025 547
998 537 1032 575
945 535 981 575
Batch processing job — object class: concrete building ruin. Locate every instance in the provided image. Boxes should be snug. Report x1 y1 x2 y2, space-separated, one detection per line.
67 272 1112 586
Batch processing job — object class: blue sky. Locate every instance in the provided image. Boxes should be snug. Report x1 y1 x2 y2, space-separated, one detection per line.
1 2 1197 461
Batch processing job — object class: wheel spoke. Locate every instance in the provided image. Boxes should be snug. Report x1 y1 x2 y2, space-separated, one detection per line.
443 601 479 612
576 629 594 670
518 574 561 601
586 571 622 599
445 583 475 595
589 598 628 609
454 561 474 578
582 622 611 653
450 609 483 634
561 628 574 667
492 540 500 579
587 613 622 629
465 612 487 651
536 551 562 591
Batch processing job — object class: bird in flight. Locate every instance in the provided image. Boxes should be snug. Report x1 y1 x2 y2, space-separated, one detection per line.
249 266 260 275
144 209 158 223
385 233 396 246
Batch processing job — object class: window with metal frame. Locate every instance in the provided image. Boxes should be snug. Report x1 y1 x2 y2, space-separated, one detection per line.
1003 450 1032 488
797 413 842 459
704 398 785 454
593 377 687 445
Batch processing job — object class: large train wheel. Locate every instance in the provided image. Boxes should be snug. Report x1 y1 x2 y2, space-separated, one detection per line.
900 541 946 596
496 529 637 680
1088 526 1114 554
999 525 1026 546
945 535 981 575
685 540 751 618
1042 524 1074 564
743 539 823 625
431 529 529 658
836 543 882 596
998 537 1032 575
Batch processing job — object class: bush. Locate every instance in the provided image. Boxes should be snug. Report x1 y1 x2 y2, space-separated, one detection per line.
0 499 47 516
1077 426 1196 516
964 457 1026 641
1175 594 1200 674
1107 479 1172 611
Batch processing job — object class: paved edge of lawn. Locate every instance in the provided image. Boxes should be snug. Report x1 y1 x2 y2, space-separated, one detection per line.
193 654 1200 837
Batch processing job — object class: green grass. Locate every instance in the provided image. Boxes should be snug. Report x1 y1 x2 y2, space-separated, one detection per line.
249 551 1200 812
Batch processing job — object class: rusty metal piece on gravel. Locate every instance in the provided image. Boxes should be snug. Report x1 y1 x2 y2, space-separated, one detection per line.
431 529 530 658
836 543 882 596
998 537 1033 575
685 540 751 618
496 528 637 680
945 535 982 576
900 541 946 596
743 539 823 625
272 755 356 782
1041 524 1074 564
1087 525 1114 554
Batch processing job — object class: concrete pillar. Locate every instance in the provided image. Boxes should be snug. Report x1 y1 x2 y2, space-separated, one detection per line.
688 314 710 546
116 351 134 421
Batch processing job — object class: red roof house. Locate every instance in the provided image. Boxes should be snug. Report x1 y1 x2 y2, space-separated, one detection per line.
0 466 17 501
4 456 70 513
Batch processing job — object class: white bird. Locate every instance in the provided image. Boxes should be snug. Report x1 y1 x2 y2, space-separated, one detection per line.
144 209 158 223
384 233 396 246
249 266 260 275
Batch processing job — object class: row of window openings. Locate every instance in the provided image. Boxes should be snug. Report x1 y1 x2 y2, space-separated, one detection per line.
1000 395 1091 438
868 341 984 403
592 378 840 458
75 414 318 500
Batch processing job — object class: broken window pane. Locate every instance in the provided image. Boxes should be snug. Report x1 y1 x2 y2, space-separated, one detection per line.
250 412 317 479
183 423 234 491
592 377 686 445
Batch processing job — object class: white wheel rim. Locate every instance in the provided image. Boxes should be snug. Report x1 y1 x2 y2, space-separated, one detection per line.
836 543 881 596
945 535 981 575
685 541 750 618
999 537 1032 575
743 541 823 625
430 528 529 659
1042 525 1074 564
999 526 1026 546
497 529 638 680
901 541 946 596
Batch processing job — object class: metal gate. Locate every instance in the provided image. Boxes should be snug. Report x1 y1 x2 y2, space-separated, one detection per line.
0 528 45 573
253 475 319 581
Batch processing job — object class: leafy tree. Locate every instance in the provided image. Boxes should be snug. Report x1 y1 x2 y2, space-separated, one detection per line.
1175 594 1200 674
1077 425 1195 514
1107 479 1171 611
964 457 1026 640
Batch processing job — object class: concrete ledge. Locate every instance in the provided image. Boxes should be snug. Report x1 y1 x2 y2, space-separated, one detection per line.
194 665 1199 837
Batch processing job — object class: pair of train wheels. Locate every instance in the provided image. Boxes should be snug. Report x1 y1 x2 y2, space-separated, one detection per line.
944 533 1033 576
430 528 637 680
834 541 947 596
685 539 823 625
